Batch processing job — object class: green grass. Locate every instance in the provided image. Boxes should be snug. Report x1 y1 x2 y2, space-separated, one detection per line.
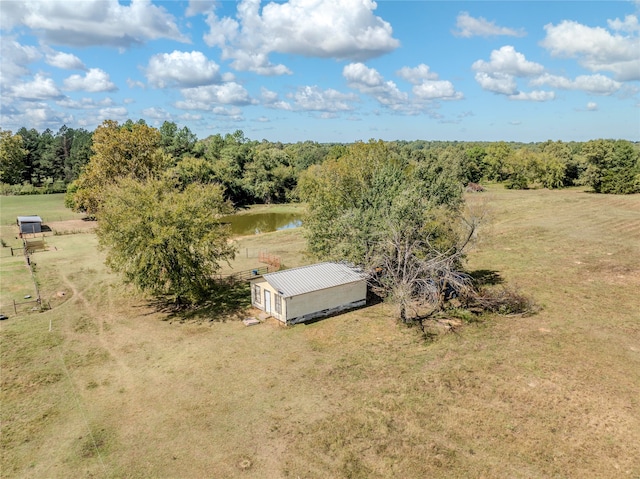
233 202 306 216
1 188 639 478
0 194 83 225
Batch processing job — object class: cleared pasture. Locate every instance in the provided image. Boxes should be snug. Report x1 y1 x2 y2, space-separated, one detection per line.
1 187 639 478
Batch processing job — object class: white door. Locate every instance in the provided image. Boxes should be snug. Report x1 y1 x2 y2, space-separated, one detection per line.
264 290 271 313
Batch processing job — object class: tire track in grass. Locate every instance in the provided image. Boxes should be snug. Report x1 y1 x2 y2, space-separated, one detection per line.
60 272 136 391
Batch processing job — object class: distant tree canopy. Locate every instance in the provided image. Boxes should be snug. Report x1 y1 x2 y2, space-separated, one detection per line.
298 140 477 322
0 126 92 192
2 118 638 197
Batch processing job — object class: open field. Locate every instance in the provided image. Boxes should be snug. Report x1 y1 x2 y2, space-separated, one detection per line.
1 187 640 478
0 194 85 225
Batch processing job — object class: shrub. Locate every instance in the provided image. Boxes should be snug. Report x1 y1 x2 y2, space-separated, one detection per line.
464 286 539 316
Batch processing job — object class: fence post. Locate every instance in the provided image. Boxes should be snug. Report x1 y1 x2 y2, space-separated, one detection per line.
13 300 17 315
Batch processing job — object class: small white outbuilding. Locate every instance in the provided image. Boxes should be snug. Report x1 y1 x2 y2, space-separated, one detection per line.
17 216 43 235
249 262 367 325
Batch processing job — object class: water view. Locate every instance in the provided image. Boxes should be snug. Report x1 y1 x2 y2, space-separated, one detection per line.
221 211 303 235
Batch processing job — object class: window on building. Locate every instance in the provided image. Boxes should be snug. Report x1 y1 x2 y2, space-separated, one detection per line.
254 284 261 304
275 294 282 314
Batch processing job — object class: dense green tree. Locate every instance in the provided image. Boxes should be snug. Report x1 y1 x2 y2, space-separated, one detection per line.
535 152 567 189
298 140 474 322
463 145 487 183
97 177 236 305
64 128 93 182
0 130 27 184
159 121 197 159
284 141 331 171
16 127 42 183
484 141 513 181
582 139 640 194
244 145 296 203
540 140 577 186
164 156 218 188
502 148 537 189
69 120 170 216
30 128 61 184
195 130 255 204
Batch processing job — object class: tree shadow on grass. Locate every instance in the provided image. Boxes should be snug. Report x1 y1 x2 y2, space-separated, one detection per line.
467 269 504 287
147 280 252 323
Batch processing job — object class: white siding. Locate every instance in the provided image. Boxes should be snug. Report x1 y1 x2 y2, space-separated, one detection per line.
249 263 367 325
285 281 366 321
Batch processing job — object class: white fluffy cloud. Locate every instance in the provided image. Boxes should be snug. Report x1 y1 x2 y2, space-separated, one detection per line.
472 46 544 77
474 71 517 95
345 62 463 111
63 68 117 92
186 0 216 17
541 17 640 81
261 88 293 110
0 38 41 88
98 106 128 120
175 83 254 110
146 51 222 88
3 0 187 48
12 74 64 100
142 107 172 120
56 97 115 109
45 51 86 70
608 14 640 33
413 81 463 100
398 64 463 100
531 73 622 95
343 62 408 109
288 86 358 112
453 12 525 38
508 90 555 102
204 0 399 75
396 64 439 83
472 46 553 101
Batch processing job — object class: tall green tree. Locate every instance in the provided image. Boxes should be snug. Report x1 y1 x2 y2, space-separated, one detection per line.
582 139 640 194
0 130 27 184
462 145 487 184
159 121 197 159
68 120 170 215
244 145 296 203
65 128 93 182
298 140 474 322
97 177 236 305
484 141 513 181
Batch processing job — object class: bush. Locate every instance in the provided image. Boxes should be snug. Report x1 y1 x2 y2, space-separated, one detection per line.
463 286 539 316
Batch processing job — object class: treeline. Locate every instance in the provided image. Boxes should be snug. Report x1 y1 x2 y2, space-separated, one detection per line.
2 120 639 199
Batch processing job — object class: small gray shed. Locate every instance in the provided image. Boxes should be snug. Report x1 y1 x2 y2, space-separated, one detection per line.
17 216 43 234
250 262 367 325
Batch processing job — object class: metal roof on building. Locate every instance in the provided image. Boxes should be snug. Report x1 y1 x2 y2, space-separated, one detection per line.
17 216 42 223
262 262 366 298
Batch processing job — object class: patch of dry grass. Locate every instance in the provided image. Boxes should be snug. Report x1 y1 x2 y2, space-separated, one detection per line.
1 189 639 478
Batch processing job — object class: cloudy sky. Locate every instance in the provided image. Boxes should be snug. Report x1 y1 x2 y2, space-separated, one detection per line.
1 0 639 142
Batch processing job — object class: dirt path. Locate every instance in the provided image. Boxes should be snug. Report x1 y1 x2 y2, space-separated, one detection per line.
59 272 136 390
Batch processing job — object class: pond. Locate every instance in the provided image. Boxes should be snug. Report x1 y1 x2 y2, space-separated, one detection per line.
221 211 303 235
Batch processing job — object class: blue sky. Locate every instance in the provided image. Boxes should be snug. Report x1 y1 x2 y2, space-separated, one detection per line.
1 0 639 142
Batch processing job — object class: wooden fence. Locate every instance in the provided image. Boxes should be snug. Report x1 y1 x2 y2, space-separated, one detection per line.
258 251 281 269
11 298 45 315
219 265 270 282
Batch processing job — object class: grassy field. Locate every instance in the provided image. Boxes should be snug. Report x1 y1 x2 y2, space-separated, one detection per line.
1 188 639 478
0 194 85 225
